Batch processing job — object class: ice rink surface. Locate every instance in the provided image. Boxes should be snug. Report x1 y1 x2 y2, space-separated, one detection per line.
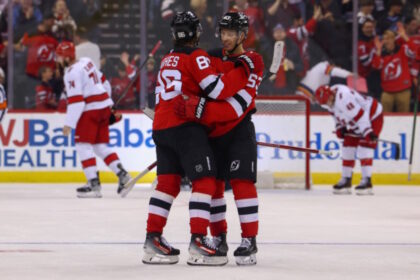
1 183 420 280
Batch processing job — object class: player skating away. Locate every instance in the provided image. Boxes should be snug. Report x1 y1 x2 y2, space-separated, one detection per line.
57 42 131 198
174 12 264 265
314 84 383 195
143 11 258 266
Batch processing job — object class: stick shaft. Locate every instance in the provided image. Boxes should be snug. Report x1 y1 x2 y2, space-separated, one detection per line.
408 84 419 180
257 141 330 155
114 40 162 108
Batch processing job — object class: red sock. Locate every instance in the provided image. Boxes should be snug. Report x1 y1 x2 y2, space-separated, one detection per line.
189 177 217 235
231 179 258 238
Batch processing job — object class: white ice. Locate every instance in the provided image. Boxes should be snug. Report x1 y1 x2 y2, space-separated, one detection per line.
1 184 420 280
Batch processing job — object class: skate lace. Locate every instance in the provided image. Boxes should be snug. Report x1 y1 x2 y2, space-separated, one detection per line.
213 236 222 247
160 236 172 249
239 238 252 249
203 237 217 250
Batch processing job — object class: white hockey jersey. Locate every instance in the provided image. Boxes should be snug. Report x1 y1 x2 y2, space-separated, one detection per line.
330 84 382 137
0 84 6 122
64 57 113 128
297 61 352 97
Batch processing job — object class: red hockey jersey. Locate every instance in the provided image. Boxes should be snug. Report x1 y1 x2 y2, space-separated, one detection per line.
371 41 416 92
153 47 249 130
35 82 56 110
200 48 264 137
358 39 376 77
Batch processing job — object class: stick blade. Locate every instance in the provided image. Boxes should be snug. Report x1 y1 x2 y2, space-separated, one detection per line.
269 41 284 74
143 107 155 120
119 177 137 198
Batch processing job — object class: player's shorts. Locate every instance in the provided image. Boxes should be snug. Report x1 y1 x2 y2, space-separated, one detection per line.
152 122 216 181
343 113 384 149
75 107 111 144
209 115 257 182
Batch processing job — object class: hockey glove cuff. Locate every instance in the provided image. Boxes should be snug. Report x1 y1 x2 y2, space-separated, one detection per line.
109 109 122 125
234 54 255 76
174 94 206 121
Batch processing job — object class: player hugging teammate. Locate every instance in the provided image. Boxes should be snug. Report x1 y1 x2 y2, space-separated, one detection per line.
56 42 131 198
142 11 263 266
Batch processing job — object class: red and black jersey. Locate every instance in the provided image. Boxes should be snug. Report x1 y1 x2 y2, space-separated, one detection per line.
110 76 136 109
358 39 376 77
153 46 249 130
35 82 56 110
21 33 58 78
201 48 264 137
372 40 416 93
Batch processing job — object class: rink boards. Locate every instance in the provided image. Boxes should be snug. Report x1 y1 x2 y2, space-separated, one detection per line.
0 111 419 184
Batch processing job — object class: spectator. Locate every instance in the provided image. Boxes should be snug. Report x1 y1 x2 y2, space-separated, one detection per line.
111 61 136 110
146 57 157 108
232 0 266 50
287 5 322 76
268 23 303 94
358 18 382 99
404 17 420 85
13 0 43 41
74 26 101 69
376 0 404 35
358 0 375 25
372 29 415 112
51 0 77 42
35 66 57 110
266 0 295 31
190 0 214 50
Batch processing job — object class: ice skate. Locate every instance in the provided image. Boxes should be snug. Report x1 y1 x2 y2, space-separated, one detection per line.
355 177 374 196
234 237 257 266
117 164 132 196
187 234 228 266
333 177 352 195
77 178 102 198
142 233 180 265
212 233 229 255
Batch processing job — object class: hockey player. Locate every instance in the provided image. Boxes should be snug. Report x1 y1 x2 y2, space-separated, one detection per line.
314 84 383 195
174 12 264 265
57 41 131 198
0 67 6 123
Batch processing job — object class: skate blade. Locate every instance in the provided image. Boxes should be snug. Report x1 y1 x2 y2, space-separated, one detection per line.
235 254 257 266
77 192 102 198
355 188 374 196
142 253 179 265
187 254 228 266
119 180 136 198
333 188 351 195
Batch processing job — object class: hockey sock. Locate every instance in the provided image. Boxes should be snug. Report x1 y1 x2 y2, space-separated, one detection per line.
76 143 98 181
93 144 121 174
189 177 217 235
231 179 258 238
210 180 227 237
358 146 374 179
342 141 357 178
146 174 181 234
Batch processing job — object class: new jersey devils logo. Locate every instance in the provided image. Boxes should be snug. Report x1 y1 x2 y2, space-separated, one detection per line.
383 58 402 81
37 44 55 62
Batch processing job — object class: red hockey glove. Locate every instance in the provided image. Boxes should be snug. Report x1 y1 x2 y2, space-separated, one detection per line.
336 127 347 139
174 94 206 121
365 131 378 142
109 109 122 125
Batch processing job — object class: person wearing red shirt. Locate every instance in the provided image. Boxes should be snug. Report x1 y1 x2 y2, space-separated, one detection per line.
35 66 57 110
110 62 136 109
372 29 416 112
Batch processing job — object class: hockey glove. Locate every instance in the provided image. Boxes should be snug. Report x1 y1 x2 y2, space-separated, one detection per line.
234 54 255 76
336 127 347 139
365 131 378 142
174 94 206 121
109 109 122 125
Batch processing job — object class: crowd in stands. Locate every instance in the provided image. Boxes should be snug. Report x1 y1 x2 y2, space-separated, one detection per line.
0 0 420 112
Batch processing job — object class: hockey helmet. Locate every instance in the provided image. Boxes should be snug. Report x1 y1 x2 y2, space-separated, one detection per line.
315 85 335 105
171 11 202 42
217 12 249 37
56 41 75 60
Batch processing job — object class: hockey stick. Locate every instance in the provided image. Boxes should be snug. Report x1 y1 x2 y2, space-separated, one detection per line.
342 132 400 160
257 141 333 156
120 161 157 198
120 106 157 197
113 40 162 109
408 80 420 180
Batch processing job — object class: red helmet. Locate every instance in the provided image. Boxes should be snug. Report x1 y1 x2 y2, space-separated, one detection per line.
56 41 75 60
314 85 335 105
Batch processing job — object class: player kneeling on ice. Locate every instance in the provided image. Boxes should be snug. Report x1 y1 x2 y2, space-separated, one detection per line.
314 84 383 195
57 42 131 198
